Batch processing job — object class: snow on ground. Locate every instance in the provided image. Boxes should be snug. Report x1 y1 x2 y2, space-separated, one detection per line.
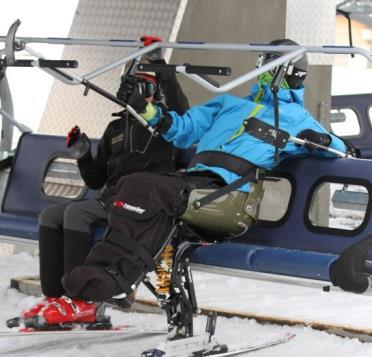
1 253 372 356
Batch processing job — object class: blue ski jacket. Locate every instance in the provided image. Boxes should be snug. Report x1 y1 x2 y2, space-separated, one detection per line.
149 83 346 192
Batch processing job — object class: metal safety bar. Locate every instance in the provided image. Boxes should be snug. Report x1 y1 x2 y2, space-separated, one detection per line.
0 108 32 133
2 21 372 138
1 32 372 93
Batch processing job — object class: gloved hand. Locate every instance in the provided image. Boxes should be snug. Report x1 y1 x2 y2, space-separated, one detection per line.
116 75 155 119
66 125 81 148
296 129 332 147
116 75 137 103
126 81 149 114
341 137 360 158
66 126 91 160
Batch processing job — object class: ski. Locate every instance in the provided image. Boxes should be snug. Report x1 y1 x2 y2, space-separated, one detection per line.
0 326 166 355
207 332 295 356
0 324 167 337
142 332 295 357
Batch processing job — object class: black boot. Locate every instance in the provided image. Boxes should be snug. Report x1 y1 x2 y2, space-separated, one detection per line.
63 229 94 272
39 225 65 296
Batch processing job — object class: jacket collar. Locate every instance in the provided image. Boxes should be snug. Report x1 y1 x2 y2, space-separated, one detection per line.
248 83 305 106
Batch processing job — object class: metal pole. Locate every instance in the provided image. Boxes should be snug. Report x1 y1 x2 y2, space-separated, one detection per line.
0 75 14 152
290 136 349 158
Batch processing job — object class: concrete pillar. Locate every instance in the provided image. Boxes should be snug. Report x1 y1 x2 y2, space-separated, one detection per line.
285 0 338 226
171 0 287 103
173 0 337 118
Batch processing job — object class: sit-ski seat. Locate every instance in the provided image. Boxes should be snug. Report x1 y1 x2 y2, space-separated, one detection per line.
176 147 266 236
180 179 264 235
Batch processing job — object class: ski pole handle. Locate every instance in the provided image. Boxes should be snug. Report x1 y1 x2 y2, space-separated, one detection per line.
290 137 348 158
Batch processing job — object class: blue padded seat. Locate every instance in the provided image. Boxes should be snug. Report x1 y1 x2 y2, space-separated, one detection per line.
0 133 99 240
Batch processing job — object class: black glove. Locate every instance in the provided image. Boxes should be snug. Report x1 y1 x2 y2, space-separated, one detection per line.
337 137 359 157
66 126 91 160
116 75 138 103
116 75 148 113
296 129 332 147
66 125 81 148
125 80 148 114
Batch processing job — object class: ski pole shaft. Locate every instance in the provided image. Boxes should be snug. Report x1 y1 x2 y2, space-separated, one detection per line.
290 136 347 158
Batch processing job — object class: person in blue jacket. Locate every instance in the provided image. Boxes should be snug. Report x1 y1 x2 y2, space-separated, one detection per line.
36 39 351 326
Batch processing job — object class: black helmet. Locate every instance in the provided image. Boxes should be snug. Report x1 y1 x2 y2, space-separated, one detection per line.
256 39 308 89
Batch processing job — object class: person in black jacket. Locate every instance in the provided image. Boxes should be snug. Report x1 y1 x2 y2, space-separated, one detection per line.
20 61 189 321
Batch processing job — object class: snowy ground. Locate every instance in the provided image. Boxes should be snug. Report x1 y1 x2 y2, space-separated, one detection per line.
1 253 372 356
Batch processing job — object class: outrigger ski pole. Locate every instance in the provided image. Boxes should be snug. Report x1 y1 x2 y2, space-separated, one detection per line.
53 66 158 136
244 117 349 158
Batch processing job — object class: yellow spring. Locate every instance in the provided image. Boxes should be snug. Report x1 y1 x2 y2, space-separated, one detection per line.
156 244 174 295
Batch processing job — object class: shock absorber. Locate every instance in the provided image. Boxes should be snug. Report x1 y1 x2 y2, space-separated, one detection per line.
156 244 174 295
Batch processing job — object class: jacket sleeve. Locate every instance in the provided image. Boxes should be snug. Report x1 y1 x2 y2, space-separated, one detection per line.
157 63 190 115
150 95 225 149
77 126 111 190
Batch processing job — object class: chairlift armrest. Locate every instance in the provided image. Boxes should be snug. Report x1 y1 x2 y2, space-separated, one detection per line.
0 59 78 68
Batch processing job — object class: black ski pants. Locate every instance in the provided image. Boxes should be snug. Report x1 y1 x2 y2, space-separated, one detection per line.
38 199 107 297
62 172 221 301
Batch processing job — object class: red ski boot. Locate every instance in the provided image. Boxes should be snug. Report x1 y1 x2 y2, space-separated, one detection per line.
5 297 60 328
21 297 59 319
38 296 97 325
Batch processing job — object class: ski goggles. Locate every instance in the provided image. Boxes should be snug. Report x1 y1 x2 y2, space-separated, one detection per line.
135 73 158 98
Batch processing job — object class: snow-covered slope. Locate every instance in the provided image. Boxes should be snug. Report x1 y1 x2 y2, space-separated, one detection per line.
1 253 372 356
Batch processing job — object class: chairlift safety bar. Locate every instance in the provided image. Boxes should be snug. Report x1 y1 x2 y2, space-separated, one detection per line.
2 21 372 138
1 32 372 93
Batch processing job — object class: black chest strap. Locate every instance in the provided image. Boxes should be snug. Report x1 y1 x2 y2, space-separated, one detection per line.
192 169 260 209
187 151 263 209
188 151 257 177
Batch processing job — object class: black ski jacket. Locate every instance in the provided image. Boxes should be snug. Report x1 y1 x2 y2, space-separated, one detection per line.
77 71 189 201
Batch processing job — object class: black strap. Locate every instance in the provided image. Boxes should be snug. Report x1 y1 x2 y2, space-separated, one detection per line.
187 151 260 210
193 169 259 209
243 117 289 149
106 229 156 271
273 92 280 161
188 151 257 177
105 266 134 295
